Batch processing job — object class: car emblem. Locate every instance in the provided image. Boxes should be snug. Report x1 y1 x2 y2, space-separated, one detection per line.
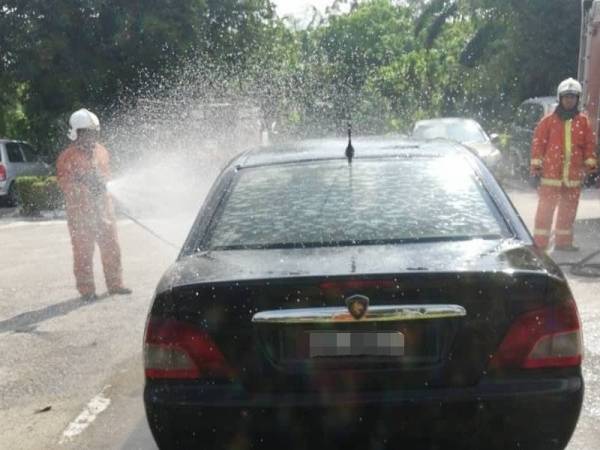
345 295 369 320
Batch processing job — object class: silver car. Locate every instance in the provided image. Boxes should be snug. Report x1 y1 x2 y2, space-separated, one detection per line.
411 118 502 169
0 139 50 206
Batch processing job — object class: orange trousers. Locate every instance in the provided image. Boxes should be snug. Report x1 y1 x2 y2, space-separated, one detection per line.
66 206 123 295
533 185 581 248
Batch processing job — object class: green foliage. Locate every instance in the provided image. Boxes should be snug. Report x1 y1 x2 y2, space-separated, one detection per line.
415 0 580 102
0 81 30 138
14 176 63 216
363 14 476 131
293 0 417 133
495 0 580 100
239 20 303 134
0 0 276 154
0 0 584 146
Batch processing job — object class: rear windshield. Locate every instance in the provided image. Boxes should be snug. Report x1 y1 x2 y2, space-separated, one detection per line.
204 157 507 250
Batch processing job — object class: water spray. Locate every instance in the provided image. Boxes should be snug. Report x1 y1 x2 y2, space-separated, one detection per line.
96 60 301 252
116 203 180 250
106 181 179 249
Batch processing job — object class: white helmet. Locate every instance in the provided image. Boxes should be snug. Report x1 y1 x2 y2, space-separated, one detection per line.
557 78 583 100
68 108 100 141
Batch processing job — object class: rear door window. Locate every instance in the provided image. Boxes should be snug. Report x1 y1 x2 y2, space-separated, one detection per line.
20 143 39 162
6 143 25 163
204 157 508 250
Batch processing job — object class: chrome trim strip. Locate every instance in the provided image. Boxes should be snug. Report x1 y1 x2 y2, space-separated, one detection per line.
252 304 466 324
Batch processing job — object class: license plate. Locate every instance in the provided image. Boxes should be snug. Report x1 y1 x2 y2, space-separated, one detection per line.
309 332 405 357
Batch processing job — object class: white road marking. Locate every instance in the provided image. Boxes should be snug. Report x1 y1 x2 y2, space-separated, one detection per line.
59 385 112 444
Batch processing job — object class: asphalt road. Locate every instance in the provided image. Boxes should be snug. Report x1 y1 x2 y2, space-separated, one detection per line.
1 186 599 450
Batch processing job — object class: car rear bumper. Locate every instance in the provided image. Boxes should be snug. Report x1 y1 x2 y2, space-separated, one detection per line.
144 375 583 449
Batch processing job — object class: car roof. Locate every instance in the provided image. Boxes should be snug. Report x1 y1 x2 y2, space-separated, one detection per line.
413 118 480 127
521 96 557 106
233 136 469 169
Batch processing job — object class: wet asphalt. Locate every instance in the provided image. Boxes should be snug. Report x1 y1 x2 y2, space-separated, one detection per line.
0 186 599 449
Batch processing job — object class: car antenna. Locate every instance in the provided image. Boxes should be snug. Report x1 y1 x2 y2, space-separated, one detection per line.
345 122 354 165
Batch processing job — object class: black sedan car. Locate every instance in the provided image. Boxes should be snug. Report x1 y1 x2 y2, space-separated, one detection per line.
144 137 583 450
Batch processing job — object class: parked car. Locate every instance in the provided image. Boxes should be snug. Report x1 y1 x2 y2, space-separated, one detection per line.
144 137 583 450
411 118 502 171
0 139 50 206
507 97 558 179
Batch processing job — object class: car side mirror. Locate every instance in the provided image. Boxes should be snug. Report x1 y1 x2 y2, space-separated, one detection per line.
489 133 500 144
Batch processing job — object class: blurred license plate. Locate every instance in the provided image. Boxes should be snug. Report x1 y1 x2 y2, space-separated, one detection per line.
309 332 405 357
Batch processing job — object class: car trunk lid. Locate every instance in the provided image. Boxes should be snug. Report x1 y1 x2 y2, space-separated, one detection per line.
150 240 554 393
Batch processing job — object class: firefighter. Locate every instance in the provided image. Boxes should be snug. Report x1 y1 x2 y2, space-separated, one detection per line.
57 109 132 300
530 78 598 251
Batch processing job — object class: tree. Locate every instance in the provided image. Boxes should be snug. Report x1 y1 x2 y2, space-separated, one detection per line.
415 0 580 101
299 0 416 132
0 0 276 155
367 17 475 130
0 0 584 149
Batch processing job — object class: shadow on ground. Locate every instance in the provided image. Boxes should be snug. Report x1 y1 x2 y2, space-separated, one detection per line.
0 293 112 334
551 218 600 279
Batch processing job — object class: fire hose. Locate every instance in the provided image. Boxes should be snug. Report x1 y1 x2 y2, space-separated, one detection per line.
111 198 179 250
558 249 600 278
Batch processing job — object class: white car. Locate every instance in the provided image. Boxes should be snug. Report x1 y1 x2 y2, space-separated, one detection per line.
0 139 50 206
411 118 502 169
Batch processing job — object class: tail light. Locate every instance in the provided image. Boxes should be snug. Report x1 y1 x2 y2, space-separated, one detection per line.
489 299 582 369
0 164 6 181
144 318 234 380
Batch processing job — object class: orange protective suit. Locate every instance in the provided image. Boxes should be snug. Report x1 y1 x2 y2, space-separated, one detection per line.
57 144 124 295
530 112 597 248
